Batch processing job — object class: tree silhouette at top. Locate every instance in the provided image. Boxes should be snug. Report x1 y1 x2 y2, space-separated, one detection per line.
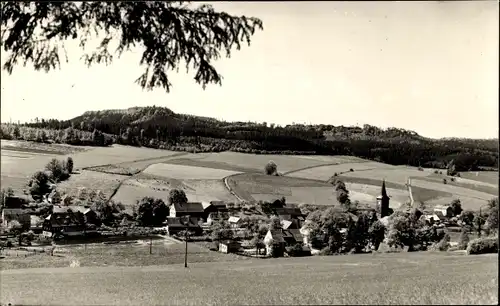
1 2 263 92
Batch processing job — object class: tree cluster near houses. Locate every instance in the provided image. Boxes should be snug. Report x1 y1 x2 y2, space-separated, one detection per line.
1 105 498 171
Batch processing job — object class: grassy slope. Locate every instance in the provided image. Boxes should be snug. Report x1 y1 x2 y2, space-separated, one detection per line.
1 253 497 305
458 171 499 186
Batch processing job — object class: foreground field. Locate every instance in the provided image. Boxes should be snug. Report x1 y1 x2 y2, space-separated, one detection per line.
0 238 246 271
1 253 497 305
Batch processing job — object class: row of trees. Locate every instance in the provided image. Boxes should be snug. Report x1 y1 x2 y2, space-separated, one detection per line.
0 124 112 147
7 105 497 171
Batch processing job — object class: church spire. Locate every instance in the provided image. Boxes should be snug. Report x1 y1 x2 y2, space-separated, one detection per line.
381 179 388 198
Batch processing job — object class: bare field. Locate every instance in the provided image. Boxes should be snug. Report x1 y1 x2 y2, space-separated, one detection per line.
112 178 238 207
186 151 366 173
249 183 407 208
143 163 242 180
421 175 498 196
1 253 497 305
163 157 257 172
425 196 489 212
1 139 87 155
410 178 495 203
227 173 330 203
1 149 67 196
336 176 451 204
85 152 189 176
287 161 398 180
56 170 127 200
72 145 181 169
340 167 433 184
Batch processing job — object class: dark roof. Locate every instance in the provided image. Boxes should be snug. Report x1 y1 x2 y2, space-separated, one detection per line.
4 196 28 208
267 229 285 243
210 201 228 208
53 205 93 214
220 240 240 246
172 202 204 213
275 207 303 217
204 202 229 213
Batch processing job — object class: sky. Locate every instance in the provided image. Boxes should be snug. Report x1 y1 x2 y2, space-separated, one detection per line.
1 1 498 139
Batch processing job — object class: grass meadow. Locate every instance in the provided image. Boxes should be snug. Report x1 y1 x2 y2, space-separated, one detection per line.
1 252 497 305
459 171 499 185
182 151 365 173
286 161 398 178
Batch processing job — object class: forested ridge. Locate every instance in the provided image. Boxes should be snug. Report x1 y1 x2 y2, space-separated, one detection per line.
2 106 498 171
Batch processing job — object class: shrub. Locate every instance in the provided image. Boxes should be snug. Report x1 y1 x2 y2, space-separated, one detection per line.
286 243 305 257
349 168 354 172
264 161 278 175
66 157 74 174
457 229 470 250
439 171 443 174
443 178 447 184
450 177 455 182
431 233 450 251
418 167 424 171
467 236 498 255
434 170 439 174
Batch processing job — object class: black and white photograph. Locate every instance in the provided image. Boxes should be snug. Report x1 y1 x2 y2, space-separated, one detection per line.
0 1 498 305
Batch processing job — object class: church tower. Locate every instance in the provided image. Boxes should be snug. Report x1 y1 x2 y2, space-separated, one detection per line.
376 180 390 217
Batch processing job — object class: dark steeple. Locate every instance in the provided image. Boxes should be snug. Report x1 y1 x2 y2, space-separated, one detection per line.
381 180 389 199
380 179 390 217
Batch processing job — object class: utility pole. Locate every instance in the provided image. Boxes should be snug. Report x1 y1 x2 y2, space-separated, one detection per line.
477 208 482 238
181 215 191 268
184 229 188 268
150 227 153 255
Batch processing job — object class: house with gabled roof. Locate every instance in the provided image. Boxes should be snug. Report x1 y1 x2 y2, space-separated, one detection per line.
228 216 242 228
42 206 98 238
169 202 205 221
434 205 453 219
264 229 286 257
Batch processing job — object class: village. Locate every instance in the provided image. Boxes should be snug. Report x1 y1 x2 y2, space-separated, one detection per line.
1 177 463 260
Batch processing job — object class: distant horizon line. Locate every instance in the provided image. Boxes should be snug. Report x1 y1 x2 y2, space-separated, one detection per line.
1 105 498 141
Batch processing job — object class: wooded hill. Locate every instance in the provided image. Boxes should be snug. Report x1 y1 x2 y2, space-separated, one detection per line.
8 106 499 171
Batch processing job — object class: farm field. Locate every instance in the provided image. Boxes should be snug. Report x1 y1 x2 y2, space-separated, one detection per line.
459 171 499 185
112 177 238 208
1 252 497 305
419 175 498 196
142 163 242 180
286 161 398 179
72 145 182 170
56 170 127 201
1 142 83 196
85 152 189 176
340 167 438 185
175 151 367 173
